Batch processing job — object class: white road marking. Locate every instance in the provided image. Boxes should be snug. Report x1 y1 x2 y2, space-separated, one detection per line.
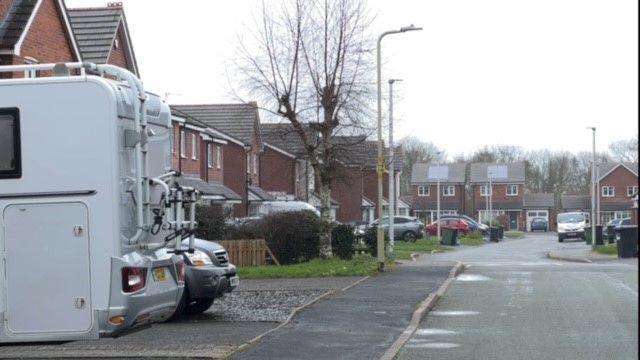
602 273 638 297
429 310 479 316
414 328 459 336
456 274 492 282
406 342 460 349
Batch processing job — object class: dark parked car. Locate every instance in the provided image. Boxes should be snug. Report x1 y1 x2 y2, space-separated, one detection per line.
606 218 632 241
530 217 548 232
172 239 239 317
370 216 425 242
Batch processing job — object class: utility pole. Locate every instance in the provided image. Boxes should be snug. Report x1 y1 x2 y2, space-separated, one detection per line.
388 79 401 253
376 25 422 272
488 169 493 227
436 151 442 243
588 127 596 246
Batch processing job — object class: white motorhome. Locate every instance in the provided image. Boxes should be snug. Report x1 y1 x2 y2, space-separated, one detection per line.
0 62 198 342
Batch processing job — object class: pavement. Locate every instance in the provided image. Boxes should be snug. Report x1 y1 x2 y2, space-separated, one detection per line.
546 238 623 263
397 232 638 360
232 264 453 360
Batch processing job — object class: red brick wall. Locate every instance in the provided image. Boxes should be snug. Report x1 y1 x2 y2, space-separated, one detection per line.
106 24 131 71
331 165 364 224
472 183 524 209
361 168 389 219
20 0 77 67
223 142 249 217
0 1 11 17
599 165 637 207
173 127 201 177
260 146 296 196
201 142 224 183
411 184 465 212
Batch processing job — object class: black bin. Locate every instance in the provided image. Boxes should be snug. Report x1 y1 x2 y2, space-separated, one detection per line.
498 225 504 239
594 225 604 246
616 226 638 258
605 225 616 244
490 227 500 242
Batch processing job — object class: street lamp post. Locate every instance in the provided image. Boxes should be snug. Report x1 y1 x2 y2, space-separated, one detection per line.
587 127 596 246
376 25 422 272
388 79 402 254
436 151 443 243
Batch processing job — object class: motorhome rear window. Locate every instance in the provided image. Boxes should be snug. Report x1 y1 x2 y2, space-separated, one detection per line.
0 108 21 179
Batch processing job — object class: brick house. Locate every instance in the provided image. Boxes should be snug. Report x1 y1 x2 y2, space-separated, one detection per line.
523 193 556 231
560 194 591 214
169 109 242 207
0 0 80 78
66 3 139 76
171 103 269 217
596 162 638 224
410 162 467 224
470 162 526 230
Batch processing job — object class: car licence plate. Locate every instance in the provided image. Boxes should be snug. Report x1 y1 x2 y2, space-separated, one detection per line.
567 232 576 237
153 267 167 282
230 276 240 287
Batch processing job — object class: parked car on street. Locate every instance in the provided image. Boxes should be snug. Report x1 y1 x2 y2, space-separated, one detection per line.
557 212 587 242
440 214 488 234
370 216 425 242
425 218 471 236
530 217 548 232
254 200 321 217
173 239 239 317
604 218 632 240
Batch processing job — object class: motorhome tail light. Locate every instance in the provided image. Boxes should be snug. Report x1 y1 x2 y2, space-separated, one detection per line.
122 267 147 293
109 315 125 326
176 261 185 284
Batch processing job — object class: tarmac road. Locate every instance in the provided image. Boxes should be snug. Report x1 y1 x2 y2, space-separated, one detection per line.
398 232 638 360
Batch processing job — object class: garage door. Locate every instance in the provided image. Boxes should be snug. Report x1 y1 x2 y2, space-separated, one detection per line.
526 210 549 232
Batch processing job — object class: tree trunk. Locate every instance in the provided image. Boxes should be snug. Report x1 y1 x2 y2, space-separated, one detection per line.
318 182 333 258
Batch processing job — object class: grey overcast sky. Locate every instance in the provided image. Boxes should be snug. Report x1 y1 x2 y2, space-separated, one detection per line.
66 0 638 157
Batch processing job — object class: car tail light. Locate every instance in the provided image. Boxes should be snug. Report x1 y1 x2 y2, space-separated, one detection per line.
175 261 185 284
122 267 147 293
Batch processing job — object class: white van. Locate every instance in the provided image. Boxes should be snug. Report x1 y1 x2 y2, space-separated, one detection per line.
0 63 198 342
556 212 587 242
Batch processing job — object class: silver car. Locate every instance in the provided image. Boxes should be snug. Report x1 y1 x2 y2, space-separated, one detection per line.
371 216 425 242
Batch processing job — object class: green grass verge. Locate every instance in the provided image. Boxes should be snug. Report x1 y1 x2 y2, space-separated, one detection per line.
237 254 383 279
593 244 618 256
459 236 485 246
393 236 453 260
504 231 525 239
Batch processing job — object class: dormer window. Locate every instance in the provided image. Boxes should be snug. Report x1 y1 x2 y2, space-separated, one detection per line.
114 38 119 49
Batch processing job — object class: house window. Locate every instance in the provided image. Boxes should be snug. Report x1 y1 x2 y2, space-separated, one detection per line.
252 154 258 175
191 134 198 160
0 108 21 179
506 184 518 196
216 146 221 169
480 184 492 196
418 185 429 196
207 144 213 168
627 186 638 196
24 57 39 78
443 185 455 196
114 38 119 49
246 153 251 173
601 186 614 197
180 130 186 158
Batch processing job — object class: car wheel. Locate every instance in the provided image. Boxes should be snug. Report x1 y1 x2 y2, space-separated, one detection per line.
168 284 190 321
184 298 215 315
558 236 563 242
403 231 418 242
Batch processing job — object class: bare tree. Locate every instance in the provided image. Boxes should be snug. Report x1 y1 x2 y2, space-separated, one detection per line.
609 136 638 163
398 136 443 195
235 0 373 257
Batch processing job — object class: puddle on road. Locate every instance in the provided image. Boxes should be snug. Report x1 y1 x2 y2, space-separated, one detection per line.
429 310 480 316
456 274 492 282
414 328 459 336
406 342 460 349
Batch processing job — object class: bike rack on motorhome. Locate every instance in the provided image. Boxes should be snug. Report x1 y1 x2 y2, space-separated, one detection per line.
0 62 199 342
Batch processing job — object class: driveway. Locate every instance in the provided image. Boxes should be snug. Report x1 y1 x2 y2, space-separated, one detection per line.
398 232 638 360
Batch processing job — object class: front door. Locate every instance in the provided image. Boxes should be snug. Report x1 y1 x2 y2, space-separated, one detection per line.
3 202 92 335
509 211 518 230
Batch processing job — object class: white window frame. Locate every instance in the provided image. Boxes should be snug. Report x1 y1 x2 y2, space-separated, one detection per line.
443 185 455 197
601 186 614 197
216 146 222 169
417 185 429 196
253 154 258 175
207 143 213 168
24 57 39 78
480 184 492 196
506 184 518 196
191 134 198 160
246 153 251 173
180 130 186 158
627 186 638 197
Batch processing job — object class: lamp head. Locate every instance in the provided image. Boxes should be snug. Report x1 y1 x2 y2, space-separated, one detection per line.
400 25 423 32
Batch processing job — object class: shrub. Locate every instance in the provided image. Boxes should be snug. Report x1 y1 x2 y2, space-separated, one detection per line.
362 226 389 256
466 230 484 240
194 204 226 241
331 224 356 260
260 210 321 265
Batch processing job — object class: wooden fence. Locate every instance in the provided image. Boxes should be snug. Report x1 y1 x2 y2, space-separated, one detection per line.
216 239 279 267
